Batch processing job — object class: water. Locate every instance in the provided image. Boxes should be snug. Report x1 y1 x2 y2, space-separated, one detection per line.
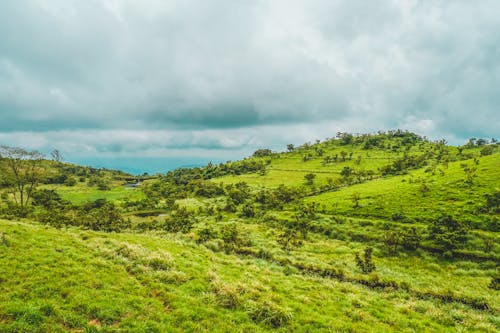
67 156 228 175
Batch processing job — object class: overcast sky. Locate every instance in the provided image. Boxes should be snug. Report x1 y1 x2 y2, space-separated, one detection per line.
1 0 499 173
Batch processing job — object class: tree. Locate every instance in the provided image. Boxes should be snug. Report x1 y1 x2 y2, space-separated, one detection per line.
0 146 44 212
286 144 295 152
50 149 63 162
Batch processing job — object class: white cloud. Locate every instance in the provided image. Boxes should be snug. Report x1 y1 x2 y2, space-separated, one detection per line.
0 0 498 168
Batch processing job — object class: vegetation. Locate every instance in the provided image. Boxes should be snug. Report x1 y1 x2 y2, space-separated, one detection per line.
0 130 499 332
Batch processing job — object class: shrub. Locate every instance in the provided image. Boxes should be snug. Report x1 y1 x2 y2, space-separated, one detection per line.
304 173 316 185
277 228 303 251
401 227 421 250
196 226 218 243
220 223 248 252
240 203 256 218
480 145 494 156
79 200 129 232
427 214 468 253
355 247 376 274
164 207 195 233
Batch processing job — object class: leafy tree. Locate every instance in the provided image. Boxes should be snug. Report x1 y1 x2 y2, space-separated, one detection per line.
240 203 256 218
31 189 70 210
340 166 353 178
286 144 294 152
427 215 469 254
0 146 44 213
196 226 218 243
252 149 273 157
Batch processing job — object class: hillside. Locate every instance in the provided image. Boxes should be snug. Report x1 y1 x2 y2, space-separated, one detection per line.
0 131 499 332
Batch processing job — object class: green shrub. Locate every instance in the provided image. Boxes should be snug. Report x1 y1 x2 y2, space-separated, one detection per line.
427 214 468 253
164 207 194 233
355 247 376 274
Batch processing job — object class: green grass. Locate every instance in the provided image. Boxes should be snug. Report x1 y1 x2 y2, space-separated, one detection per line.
1 219 498 332
305 153 499 223
1 134 499 332
41 182 145 205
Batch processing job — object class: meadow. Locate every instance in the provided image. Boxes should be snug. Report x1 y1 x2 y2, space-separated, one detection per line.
0 131 498 332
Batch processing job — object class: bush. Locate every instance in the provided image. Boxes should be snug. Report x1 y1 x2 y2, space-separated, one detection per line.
164 207 195 233
277 228 303 251
196 226 218 243
427 214 468 253
355 247 376 274
220 223 249 252
78 200 129 232
480 145 494 156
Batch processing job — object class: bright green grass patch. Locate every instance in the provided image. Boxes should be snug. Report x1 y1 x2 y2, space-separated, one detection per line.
41 182 145 205
1 219 498 332
305 153 500 223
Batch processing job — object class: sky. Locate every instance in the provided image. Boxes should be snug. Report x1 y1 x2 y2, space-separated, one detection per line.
0 0 499 174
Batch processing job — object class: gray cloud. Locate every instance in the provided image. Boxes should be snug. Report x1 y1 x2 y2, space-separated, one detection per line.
0 0 499 166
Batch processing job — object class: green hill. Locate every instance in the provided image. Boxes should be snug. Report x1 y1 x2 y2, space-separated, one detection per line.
0 131 499 332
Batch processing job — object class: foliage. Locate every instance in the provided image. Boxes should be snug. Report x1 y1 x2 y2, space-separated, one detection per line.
427 215 469 254
304 173 316 185
355 247 376 274
277 228 303 251
164 207 195 233
0 146 44 212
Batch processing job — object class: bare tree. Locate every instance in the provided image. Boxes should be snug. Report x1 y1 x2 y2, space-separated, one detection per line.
0 146 44 209
51 149 63 162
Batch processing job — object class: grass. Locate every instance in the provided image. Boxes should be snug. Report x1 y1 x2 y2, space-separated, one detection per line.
1 217 498 332
1 133 499 332
41 182 145 205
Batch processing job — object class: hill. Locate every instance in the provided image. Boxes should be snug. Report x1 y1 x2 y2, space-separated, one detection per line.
0 131 499 332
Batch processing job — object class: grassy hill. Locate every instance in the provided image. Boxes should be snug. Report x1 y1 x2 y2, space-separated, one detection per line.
0 131 499 332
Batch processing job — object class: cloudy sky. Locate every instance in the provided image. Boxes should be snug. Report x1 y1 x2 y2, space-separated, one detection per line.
1 0 499 173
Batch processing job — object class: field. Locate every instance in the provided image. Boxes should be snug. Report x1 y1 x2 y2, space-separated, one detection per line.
0 132 498 332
